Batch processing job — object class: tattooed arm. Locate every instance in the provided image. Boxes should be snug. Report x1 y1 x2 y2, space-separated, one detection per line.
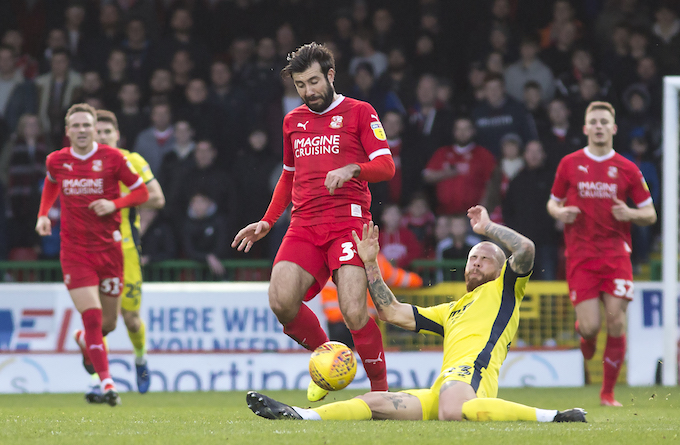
467 205 535 274
352 222 417 331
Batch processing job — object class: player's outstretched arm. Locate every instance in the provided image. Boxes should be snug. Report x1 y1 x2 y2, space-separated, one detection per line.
352 222 416 331
468 205 535 275
231 221 271 253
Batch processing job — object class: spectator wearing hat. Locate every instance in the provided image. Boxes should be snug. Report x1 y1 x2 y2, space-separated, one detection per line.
617 84 661 151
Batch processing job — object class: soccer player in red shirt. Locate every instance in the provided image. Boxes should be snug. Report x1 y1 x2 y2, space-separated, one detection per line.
232 43 395 401
547 101 656 407
35 103 149 406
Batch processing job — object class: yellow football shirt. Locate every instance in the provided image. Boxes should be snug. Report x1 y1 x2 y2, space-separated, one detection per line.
413 262 531 392
118 149 155 249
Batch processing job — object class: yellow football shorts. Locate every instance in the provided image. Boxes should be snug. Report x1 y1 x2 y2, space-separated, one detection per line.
121 244 143 312
403 360 499 420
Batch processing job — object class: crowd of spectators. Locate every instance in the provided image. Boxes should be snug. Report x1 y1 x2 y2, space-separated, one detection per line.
0 0 673 278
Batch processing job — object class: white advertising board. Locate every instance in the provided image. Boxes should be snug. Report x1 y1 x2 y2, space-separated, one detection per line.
0 283 317 353
0 282 585 392
0 349 583 394
626 282 680 385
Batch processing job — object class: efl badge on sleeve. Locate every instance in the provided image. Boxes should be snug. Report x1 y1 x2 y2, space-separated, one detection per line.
371 122 387 141
330 115 343 129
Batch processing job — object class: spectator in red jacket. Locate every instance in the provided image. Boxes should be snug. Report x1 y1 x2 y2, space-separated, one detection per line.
378 203 423 269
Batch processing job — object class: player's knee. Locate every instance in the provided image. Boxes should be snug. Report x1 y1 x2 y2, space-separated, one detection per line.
577 319 600 338
438 404 464 421
102 317 117 335
606 316 626 336
341 306 369 330
268 290 297 322
122 310 141 331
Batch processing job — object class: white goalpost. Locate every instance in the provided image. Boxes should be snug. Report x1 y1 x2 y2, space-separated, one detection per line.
661 76 679 386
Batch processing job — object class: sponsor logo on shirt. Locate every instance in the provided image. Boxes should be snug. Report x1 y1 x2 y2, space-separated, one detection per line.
371 122 386 141
330 115 343 129
475 115 513 128
577 181 617 199
293 134 340 157
92 160 103 172
62 178 104 195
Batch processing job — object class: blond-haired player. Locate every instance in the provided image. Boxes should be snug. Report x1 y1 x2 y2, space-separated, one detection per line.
94 110 165 396
247 206 586 423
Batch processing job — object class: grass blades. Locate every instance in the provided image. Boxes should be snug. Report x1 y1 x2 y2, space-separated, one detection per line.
0 386 677 445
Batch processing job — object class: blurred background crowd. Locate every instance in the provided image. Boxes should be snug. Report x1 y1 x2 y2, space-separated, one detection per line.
0 0 674 280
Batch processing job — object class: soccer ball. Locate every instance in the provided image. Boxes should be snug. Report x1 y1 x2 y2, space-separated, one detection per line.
309 341 357 391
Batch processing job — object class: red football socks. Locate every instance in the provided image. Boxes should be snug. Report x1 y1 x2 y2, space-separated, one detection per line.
351 318 388 391
283 304 329 351
580 336 597 360
601 335 626 397
575 320 597 360
82 308 111 382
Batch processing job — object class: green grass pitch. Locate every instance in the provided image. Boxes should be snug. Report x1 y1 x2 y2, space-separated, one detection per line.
1 386 677 445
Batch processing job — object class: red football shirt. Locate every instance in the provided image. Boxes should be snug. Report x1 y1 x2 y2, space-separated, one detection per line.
282 95 392 226
46 143 143 251
424 144 497 215
550 147 653 258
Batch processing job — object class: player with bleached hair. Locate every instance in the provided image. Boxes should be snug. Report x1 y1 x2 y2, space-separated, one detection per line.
247 206 586 423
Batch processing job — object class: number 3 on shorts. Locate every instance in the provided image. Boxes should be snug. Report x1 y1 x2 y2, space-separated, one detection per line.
613 279 634 299
339 242 355 261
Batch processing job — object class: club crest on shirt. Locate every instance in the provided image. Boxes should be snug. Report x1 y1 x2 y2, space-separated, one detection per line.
92 159 103 172
371 121 386 141
330 115 343 129
607 166 618 178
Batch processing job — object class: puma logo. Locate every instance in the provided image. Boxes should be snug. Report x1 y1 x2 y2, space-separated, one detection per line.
297 121 309 130
63 163 73 171
371 114 379 121
604 357 621 368
364 352 383 364
89 344 105 352
577 165 589 174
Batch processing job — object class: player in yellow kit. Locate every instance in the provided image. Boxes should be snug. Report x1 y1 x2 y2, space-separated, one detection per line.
247 206 586 423
93 110 166 395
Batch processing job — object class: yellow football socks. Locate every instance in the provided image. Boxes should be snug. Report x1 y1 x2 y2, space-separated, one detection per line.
128 320 147 358
462 398 539 421
312 398 373 420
